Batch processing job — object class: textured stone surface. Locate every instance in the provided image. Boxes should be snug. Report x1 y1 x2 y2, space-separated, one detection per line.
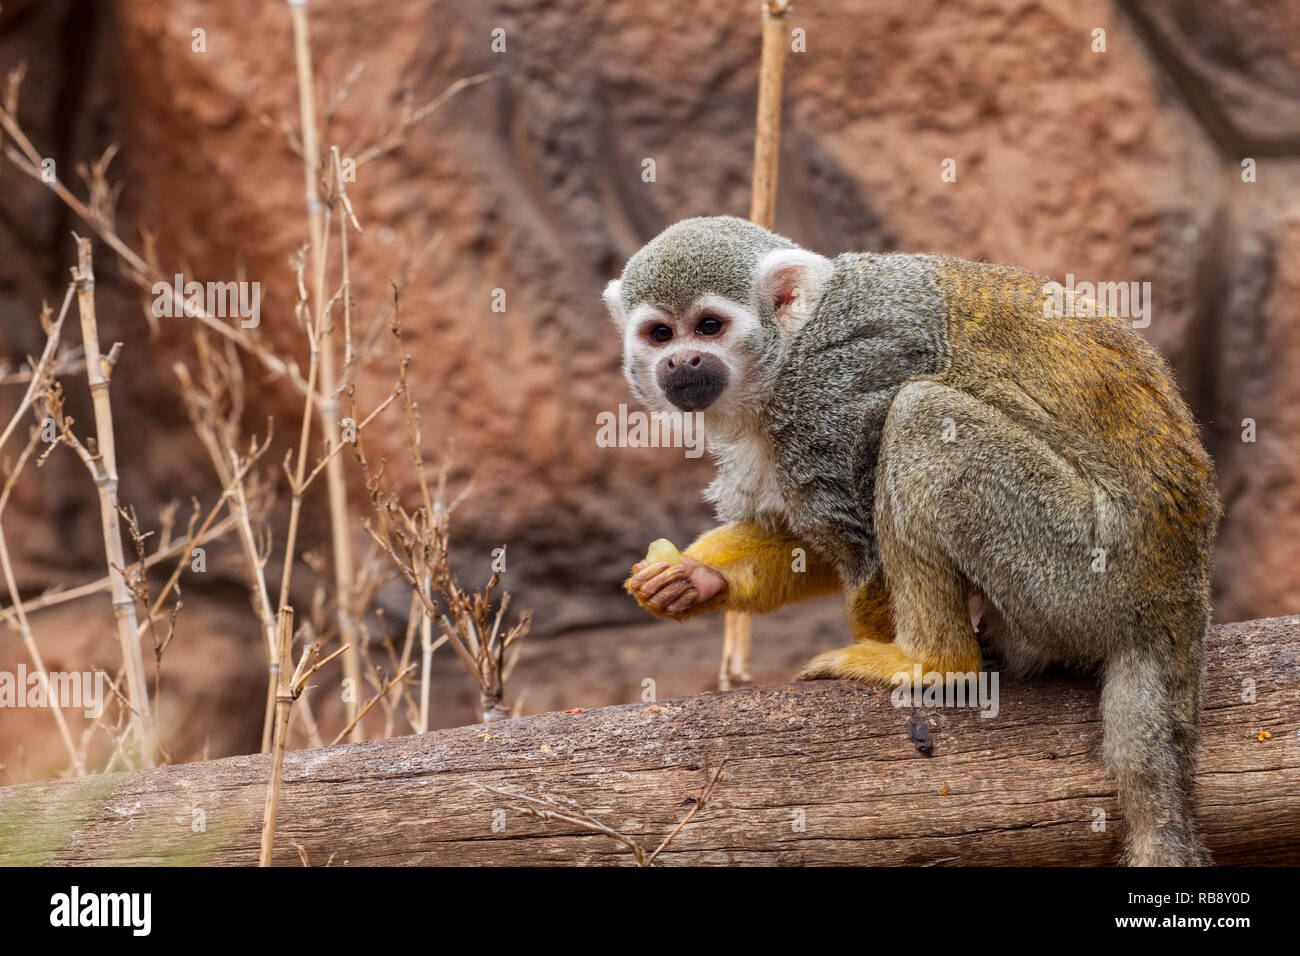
1120 0 1300 149
0 0 1298 773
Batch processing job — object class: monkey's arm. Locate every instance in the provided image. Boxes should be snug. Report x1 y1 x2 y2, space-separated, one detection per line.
625 521 842 620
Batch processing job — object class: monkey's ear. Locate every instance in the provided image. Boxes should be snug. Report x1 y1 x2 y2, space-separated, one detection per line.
757 249 832 332
602 279 627 330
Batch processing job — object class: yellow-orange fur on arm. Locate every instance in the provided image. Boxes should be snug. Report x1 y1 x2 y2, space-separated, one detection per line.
679 521 842 615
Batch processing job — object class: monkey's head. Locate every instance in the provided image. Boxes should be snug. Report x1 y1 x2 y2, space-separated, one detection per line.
603 216 832 426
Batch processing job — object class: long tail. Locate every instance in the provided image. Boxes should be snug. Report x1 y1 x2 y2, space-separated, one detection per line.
1099 621 1209 866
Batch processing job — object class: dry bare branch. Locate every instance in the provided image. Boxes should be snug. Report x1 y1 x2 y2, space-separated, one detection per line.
477 760 729 867
67 236 154 767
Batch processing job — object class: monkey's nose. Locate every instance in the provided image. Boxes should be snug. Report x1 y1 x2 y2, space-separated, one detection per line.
656 352 728 411
665 351 704 370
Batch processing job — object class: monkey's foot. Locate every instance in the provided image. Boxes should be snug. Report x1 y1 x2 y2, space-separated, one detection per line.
796 642 979 685
797 643 908 684
624 557 726 620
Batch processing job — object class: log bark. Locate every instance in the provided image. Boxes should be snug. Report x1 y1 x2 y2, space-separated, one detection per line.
1 615 1296 866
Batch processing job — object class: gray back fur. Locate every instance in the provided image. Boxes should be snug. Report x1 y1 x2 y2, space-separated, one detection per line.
763 253 950 584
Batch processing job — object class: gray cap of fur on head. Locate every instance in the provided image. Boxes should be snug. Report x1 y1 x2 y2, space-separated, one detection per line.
616 216 798 316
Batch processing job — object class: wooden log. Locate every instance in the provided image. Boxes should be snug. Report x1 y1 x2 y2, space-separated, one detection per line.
0 616 1296 866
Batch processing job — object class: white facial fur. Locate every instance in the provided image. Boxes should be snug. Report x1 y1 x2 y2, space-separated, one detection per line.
602 247 833 439
603 290 766 426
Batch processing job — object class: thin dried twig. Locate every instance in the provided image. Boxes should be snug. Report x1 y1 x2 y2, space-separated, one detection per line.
351 72 493 168
260 606 295 867
117 503 183 722
1 510 238 618
354 299 531 723
0 429 84 776
0 285 75 456
477 760 729 867
174 343 284 750
329 662 417 746
288 0 365 742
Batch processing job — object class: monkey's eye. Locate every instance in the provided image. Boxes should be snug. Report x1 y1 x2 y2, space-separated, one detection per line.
695 316 724 336
649 325 674 343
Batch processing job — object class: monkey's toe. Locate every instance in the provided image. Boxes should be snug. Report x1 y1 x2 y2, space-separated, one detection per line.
795 643 918 685
795 649 851 681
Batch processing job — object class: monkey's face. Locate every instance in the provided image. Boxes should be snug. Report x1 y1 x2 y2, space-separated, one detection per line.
616 294 767 416
603 217 836 428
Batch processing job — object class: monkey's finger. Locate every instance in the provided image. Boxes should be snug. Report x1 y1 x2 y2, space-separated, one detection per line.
627 562 671 591
665 589 699 615
647 578 692 610
641 564 687 596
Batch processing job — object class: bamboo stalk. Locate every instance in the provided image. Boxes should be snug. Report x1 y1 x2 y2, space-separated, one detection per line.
268 267 323 752
259 605 294 866
71 236 154 767
722 0 793 691
419 572 433 733
258 610 346 866
748 0 792 229
287 0 363 741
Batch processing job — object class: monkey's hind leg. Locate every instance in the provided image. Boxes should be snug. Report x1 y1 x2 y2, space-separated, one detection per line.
718 613 738 690
719 613 755 691
795 570 899 679
846 569 895 644
797 548 977 683
859 380 1207 865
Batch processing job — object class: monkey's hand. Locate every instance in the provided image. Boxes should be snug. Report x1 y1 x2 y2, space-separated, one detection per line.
624 554 727 620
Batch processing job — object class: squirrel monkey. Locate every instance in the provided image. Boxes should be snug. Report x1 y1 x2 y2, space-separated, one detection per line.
603 216 1220 867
